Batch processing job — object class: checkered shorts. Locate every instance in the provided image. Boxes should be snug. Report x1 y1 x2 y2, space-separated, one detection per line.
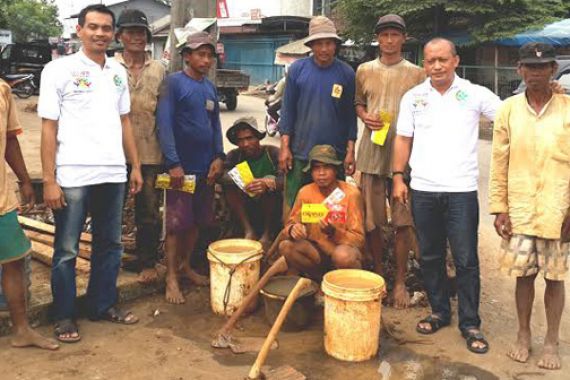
500 234 570 281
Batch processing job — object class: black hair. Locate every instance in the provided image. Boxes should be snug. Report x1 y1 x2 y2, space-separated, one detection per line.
78 4 115 28
425 37 457 56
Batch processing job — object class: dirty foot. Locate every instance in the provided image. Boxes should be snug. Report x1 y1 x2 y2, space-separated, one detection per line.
507 330 531 363
181 266 209 286
259 233 272 252
11 328 59 350
165 276 185 304
537 342 561 370
393 282 411 309
137 267 159 284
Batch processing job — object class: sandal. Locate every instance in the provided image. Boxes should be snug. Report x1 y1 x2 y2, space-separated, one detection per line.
54 319 81 343
462 329 489 354
416 315 449 335
98 307 139 325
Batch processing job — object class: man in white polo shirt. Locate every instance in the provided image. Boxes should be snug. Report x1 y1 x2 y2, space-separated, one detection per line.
38 4 142 343
392 38 501 354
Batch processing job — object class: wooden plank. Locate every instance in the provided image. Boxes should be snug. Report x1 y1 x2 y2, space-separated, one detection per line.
24 230 92 260
30 241 90 274
18 215 92 243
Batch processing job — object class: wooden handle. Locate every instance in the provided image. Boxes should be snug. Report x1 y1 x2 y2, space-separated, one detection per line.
217 256 288 337
247 277 312 380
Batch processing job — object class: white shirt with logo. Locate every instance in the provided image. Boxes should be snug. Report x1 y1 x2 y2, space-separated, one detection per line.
397 76 501 192
38 50 130 187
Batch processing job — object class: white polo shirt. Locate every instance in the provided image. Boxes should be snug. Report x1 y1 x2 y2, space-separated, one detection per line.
397 76 501 192
38 50 130 187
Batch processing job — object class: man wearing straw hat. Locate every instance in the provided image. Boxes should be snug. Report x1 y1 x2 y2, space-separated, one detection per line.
279 16 357 220
279 145 364 279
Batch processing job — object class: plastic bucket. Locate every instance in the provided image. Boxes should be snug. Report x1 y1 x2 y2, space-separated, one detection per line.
207 239 263 316
322 269 385 362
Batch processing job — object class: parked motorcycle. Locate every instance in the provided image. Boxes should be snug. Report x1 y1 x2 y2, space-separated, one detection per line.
0 73 36 99
264 77 285 137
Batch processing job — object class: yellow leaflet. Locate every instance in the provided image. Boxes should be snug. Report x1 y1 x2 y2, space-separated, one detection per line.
236 161 255 185
301 203 329 224
370 110 393 146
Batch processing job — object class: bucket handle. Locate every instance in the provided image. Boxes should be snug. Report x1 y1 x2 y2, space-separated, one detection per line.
209 251 261 315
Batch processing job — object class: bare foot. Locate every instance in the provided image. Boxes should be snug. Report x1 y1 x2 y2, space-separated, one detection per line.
507 330 531 363
165 275 185 304
244 229 258 241
137 267 159 284
393 282 411 309
259 234 272 252
538 342 561 370
11 328 59 350
181 265 209 286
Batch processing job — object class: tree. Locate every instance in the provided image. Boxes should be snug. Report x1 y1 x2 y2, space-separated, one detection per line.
0 0 62 42
335 0 570 45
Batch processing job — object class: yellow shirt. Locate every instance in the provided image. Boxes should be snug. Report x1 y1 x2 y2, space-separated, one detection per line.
0 80 23 216
489 93 570 239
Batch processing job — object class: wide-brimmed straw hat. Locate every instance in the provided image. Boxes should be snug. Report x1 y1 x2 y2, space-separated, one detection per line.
304 16 342 47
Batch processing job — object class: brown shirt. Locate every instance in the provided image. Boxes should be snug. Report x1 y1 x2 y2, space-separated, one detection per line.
0 80 23 215
489 93 570 239
115 52 166 165
355 59 425 176
285 181 365 252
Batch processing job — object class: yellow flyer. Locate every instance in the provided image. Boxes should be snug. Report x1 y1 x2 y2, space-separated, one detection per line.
370 110 393 146
228 161 255 197
301 204 329 224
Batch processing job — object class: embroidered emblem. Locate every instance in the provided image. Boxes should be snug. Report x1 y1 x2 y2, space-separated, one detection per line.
331 84 343 98
412 95 428 108
456 90 468 102
113 74 123 88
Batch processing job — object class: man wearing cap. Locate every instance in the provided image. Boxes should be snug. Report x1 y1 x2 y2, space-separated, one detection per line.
279 145 364 279
157 31 224 304
39 4 143 342
221 117 283 246
355 14 425 308
279 16 357 219
392 38 502 354
490 42 570 370
115 9 166 284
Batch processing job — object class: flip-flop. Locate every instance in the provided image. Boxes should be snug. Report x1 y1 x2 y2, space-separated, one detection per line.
98 307 139 325
416 315 450 335
462 329 489 354
54 319 81 343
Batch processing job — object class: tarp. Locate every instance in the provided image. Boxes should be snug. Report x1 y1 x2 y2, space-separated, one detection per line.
496 19 570 47
274 39 310 65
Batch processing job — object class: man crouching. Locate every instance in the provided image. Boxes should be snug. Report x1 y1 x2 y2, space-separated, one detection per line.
279 145 364 279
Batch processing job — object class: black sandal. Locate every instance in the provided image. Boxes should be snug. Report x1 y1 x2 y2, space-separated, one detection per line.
416 315 449 335
54 319 81 343
462 329 489 354
98 307 139 325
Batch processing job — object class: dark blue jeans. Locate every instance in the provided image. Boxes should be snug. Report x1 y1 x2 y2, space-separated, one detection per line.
411 190 481 332
52 182 125 321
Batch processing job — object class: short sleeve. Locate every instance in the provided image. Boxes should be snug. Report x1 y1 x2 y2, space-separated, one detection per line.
396 90 415 137
3 83 22 134
478 85 502 121
118 67 131 115
37 62 62 121
354 64 367 106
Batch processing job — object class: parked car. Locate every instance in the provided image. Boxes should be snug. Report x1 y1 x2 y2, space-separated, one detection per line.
513 55 570 95
0 42 52 90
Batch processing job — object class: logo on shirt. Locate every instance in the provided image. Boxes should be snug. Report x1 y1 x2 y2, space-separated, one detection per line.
331 84 343 98
455 90 468 103
72 71 92 89
113 74 124 89
412 94 428 109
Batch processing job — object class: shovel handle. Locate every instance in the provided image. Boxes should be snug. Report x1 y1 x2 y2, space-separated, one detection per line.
247 277 312 380
217 255 288 338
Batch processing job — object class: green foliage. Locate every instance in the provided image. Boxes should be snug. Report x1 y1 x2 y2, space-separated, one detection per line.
0 0 62 42
335 0 570 45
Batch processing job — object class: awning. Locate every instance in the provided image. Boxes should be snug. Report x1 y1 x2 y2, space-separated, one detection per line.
496 19 570 47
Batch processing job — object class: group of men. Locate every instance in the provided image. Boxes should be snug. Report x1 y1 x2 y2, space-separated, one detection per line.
0 3 567 371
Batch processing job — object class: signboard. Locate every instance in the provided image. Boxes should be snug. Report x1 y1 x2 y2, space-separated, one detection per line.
217 0 229 18
0 29 12 46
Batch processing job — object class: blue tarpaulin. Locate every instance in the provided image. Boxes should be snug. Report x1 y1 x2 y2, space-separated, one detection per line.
496 19 570 46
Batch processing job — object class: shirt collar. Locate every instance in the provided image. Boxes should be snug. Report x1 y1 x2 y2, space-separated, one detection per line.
78 49 110 69
524 92 556 118
114 51 152 67
426 74 462 94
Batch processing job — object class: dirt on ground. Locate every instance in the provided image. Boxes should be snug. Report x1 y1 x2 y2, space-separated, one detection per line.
1 97 568 380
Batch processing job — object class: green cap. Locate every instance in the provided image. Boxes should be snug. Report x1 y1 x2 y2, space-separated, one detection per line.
302 144 342 172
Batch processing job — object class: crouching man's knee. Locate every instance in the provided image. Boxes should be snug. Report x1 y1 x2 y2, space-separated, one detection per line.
331 245 362 269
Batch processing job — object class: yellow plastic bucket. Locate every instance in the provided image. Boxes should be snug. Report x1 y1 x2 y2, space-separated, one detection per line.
322 269 385 362
207 239 263 316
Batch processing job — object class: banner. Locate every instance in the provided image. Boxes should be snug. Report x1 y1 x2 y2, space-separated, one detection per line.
217 0 229 18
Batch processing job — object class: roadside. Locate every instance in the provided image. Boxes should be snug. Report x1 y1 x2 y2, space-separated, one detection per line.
0 95 567 380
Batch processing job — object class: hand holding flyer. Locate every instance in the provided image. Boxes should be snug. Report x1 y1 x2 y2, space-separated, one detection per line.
301 187 347 224
228 161 255 197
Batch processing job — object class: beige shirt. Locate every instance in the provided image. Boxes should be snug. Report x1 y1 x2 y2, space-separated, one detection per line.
0 80 23 215
114 52 166 165
489 93 570 239
355 58 425 176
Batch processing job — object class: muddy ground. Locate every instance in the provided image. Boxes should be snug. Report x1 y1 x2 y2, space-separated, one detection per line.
0 97 568 380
